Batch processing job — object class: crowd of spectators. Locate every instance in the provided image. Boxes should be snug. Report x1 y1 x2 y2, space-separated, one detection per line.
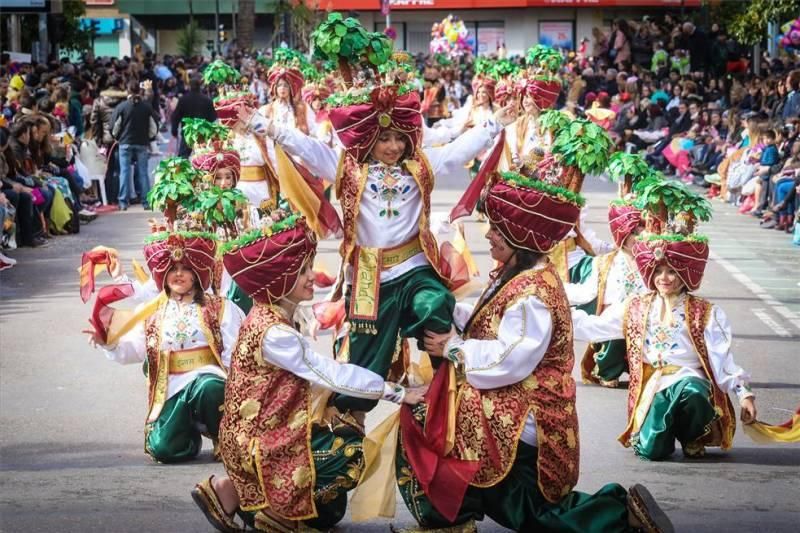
1 12 799 273
421 14 800 244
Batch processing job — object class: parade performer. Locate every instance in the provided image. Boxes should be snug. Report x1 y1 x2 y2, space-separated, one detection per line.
190 141 255 313
240 76 516 417
85 228 244 463
565 154 652 387
190 212 426 533
259 59 314 135
204 60 279 210
302 81 334 147
567 199 646 387
397 170 674 533
572 183 757 461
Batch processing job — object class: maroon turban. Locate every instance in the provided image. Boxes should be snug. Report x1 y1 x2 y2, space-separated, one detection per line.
191 146 242 185
494 80 512 107
484 180 581 253
143 233 218 291
328 86 423 163
633 238 709 292
522 78 562 111
214 93 258 127
223 218 317 304
301 83 331 106
268 66 304 99
608 203 643 248
471 75 496 100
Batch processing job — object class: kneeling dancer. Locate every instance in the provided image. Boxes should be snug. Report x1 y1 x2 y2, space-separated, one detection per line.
191 212 425 533
403 172 673 532
572 193 757 461
89 230 244 462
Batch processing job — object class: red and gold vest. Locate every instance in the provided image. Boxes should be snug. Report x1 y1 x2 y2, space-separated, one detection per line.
331 151 446 300
620 293 736 449
217 304 316 520
144 294 225 423
454 262 580 503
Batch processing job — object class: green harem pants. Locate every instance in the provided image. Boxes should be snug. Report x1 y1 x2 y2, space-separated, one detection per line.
144 373 225 463
333 266 454 413
239 425 365 531
396 432 632 532
633 376 717 461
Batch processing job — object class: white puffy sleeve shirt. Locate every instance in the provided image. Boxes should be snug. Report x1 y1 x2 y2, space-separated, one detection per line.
445 289 554 446
572 297 753 402
261 323 401 402
102 299 245 401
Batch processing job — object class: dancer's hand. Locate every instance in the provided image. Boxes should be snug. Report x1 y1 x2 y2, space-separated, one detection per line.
423 326 456 357
402 385 429 406
740 397 757 425
235 103 256 129
494 102 519 127
82 323 105 349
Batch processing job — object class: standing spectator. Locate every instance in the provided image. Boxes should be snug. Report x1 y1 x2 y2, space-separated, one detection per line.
111 81 156 210
591 27 609 64
783 70 800 120
631 23 653 68
609 19 632 68
170 75 217 158
679 22 710 72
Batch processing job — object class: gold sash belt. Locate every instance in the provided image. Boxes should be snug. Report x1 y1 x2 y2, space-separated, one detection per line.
349 237 424 331
632 364 684 434
167 347 218 374
240 166 267 182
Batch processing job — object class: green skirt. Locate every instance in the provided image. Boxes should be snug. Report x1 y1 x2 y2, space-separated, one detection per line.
333 266 454 413
633 376 716 461
144 373 225 463
397 406 631 532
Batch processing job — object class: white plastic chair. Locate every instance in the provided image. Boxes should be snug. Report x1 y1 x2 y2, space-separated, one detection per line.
76 141 109 205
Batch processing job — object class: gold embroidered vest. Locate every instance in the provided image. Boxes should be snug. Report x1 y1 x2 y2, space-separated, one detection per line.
144 295 225 424
620 293 736 449
454 262 580 503
217 304 316 520
331 151 446 301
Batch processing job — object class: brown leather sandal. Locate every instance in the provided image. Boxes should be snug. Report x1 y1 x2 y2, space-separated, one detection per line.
628 484 674 533
191 475 243 533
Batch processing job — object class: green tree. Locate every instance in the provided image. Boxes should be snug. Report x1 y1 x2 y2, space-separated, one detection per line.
708 0 800 46
177 19 202 58
57 0 91 53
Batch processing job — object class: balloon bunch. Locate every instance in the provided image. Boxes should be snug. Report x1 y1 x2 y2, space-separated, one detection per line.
779 17 800 53
430 15 472 60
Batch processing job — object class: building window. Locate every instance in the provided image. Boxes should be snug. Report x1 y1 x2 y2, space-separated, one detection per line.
476 22 504 56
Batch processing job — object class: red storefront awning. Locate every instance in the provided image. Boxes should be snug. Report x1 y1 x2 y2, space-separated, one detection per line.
324 0 701 10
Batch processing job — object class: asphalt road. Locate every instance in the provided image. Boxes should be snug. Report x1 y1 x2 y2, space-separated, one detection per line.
1 175 798 532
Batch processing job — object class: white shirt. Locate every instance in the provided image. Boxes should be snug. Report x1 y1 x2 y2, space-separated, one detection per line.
261 323 401 402
268 115 504 283
572 294 753 401
446 267 555 446
103 298 245 402
565 250 646 307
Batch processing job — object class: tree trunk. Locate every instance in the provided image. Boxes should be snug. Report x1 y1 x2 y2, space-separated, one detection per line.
238 0 255 52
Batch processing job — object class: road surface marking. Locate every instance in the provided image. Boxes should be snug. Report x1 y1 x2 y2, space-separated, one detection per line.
751 308 792 338
710 251 800 332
